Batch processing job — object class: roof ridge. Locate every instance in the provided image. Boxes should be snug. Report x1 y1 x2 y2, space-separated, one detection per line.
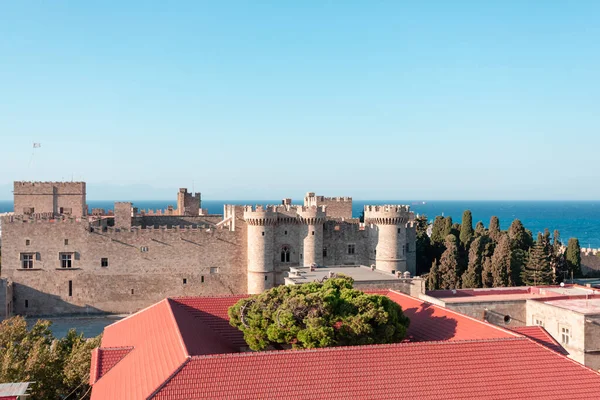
188 337 529 361
103 298 169 332
165 299 190 357
98 346 134 351
147 357 191 400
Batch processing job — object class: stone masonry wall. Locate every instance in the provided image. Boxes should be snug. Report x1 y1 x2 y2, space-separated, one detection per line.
1 216 247 316
13 182 87 217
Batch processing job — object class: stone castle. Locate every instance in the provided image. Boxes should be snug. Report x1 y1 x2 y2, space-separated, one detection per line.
0 181 416 316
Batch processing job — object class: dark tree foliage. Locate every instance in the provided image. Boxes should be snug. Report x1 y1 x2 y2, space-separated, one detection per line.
492 234 512 287
416 230 433 276
228 276 410 351
460 210 474 248
521 236 555 286
0 317 101 400
414 214 429 235
430 216 447 244
489 216 501 242
427 260 440 291
482 257 494 288
566 238 582 278
474 221 486 237
438 235 460 289
443 217 454 239
508 219 531 251
462 236 485 288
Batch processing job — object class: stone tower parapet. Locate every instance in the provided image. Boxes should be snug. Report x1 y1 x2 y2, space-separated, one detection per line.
296 206 326 267
243 206 278 293
13 181 87 217
114 202 133 230
304 192 352 220
177 188 201 216
364 205 412 274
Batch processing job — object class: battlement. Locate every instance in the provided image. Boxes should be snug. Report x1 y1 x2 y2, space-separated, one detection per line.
296 206 327 225
14 181 86 194
364 205 412 225
135 207 177 216
2 214 96 224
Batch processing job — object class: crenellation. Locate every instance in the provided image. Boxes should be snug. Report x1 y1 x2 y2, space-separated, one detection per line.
2 181 415 316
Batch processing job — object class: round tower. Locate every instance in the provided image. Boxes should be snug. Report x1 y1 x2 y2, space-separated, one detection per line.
296 206 326 267
364 205 411 274
244 206 278 294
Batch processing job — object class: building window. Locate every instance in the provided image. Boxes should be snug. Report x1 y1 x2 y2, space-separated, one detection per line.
25 239 30 246
60 253 73 268
101 258 109 267
312 231 315 236
64 239 69 245
284 230 288 235
262 232 265 236
68 280 73 297
140 246 149 252
323 247 328 258
25 300 29 308
265 275 268 281
561 327 570 345
398 228 401 234
210 267 219 274
201 276 205 283
534 318 544 327
21 253 34 269
183 278 187 284
281 246 291 263
131 289 134 295
347 244 355 255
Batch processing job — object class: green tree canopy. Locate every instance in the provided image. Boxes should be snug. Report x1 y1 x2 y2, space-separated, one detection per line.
566 238 582 278
0 317 100 400
489 216 501 242
228 276 410 351
460 210 474 248
427 260 439 291
521 235 555 286
430 216 446 244
492 234 512 287
474 221 486 237
438 235 460 289
462 236 486 288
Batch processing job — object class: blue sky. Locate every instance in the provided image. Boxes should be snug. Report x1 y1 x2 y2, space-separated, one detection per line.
1 1 599 200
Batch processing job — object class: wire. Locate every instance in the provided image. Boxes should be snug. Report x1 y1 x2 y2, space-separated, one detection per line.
63 374 89 400
78 386 92 400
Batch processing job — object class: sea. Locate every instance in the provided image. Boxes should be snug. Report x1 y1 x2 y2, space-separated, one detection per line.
1 199 599 248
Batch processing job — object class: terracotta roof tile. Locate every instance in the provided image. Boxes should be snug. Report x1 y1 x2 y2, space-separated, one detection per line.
510 326 569 355
154 338 600 400
385 290 517 341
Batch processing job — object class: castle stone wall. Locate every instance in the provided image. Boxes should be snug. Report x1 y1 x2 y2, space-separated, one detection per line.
304 193 353 220
14 182 87 217
0 216 247 316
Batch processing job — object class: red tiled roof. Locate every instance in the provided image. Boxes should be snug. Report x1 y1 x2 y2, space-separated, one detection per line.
384 290 517 341
154 338 600 400
90 299 188 400
89 347 133 384
91 291 600 400
510 326 569 355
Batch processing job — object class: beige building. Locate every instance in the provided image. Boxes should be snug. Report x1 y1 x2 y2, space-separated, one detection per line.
0 182 417 317
425 285 600 370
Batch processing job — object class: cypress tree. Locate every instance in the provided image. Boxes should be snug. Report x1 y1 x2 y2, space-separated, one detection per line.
460 210 474 248
521 235 555 286
462 236 485 288
430 216 446 244
481 257 493 288
427 260 439 290
550 230 566 279
508 219 528 251
489 216 501 242
438 235 460 289
443 217 454 238
475 221 486 237
566 238 582 278
491 234 512 287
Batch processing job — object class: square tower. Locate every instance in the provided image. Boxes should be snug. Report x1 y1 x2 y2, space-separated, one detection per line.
13 181 87 217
